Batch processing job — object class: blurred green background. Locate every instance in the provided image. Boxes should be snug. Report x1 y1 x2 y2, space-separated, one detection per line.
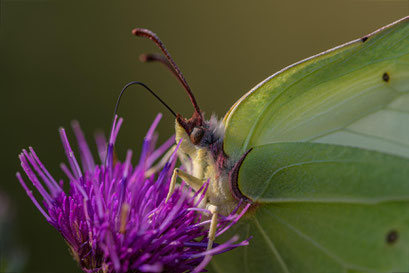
0 0 407 272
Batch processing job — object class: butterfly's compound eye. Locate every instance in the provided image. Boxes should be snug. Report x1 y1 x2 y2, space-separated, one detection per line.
190 127 205 145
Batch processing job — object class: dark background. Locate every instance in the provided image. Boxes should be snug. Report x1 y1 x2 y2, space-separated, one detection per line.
1 1 408 272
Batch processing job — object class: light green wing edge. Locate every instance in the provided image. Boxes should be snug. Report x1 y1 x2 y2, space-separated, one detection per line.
210 142 409 273
223 16 409 160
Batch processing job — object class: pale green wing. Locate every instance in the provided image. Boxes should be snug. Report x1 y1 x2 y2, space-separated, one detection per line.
223 16 409 160
211 142 409 273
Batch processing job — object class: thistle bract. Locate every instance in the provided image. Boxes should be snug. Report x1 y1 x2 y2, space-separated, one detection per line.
17 114 249 273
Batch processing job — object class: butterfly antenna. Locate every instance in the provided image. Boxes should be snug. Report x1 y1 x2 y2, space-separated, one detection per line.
139 53 182 82
132 29 202 116
113 81 177 119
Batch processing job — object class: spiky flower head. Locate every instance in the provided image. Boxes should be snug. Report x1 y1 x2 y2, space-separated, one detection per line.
17 114 249 273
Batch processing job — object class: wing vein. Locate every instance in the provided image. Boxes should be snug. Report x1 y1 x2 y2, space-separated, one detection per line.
279 85 398 136
343 128 409 150
385 107 409 115
253 217 290 273
264 209 383 273
264 209 347 267
241 44 358 152
238 22 409 153
256 159 359 200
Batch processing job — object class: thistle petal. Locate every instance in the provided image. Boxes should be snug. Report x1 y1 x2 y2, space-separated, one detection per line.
18 114 249 273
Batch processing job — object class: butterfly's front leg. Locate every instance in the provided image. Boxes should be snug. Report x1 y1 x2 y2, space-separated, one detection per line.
166 168 205 202
165 168 219 251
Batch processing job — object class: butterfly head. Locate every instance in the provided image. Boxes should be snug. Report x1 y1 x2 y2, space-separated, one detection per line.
132 28 221 153
175 111 226 159
175 110 206 155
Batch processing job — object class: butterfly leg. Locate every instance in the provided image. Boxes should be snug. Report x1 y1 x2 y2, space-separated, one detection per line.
166 167 218 251
206 204 219 250
166 168 205 202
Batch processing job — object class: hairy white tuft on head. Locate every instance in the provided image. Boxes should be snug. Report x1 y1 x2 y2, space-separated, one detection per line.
208 114 225 141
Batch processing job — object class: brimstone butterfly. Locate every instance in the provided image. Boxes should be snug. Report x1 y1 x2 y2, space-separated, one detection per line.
133 16 409 272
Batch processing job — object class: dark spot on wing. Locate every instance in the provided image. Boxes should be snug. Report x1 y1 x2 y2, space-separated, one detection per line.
386 230 398 245
361 36 368 42
382 72 390 82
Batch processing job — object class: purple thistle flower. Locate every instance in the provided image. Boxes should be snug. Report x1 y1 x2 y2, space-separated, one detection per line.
17 114 250 273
